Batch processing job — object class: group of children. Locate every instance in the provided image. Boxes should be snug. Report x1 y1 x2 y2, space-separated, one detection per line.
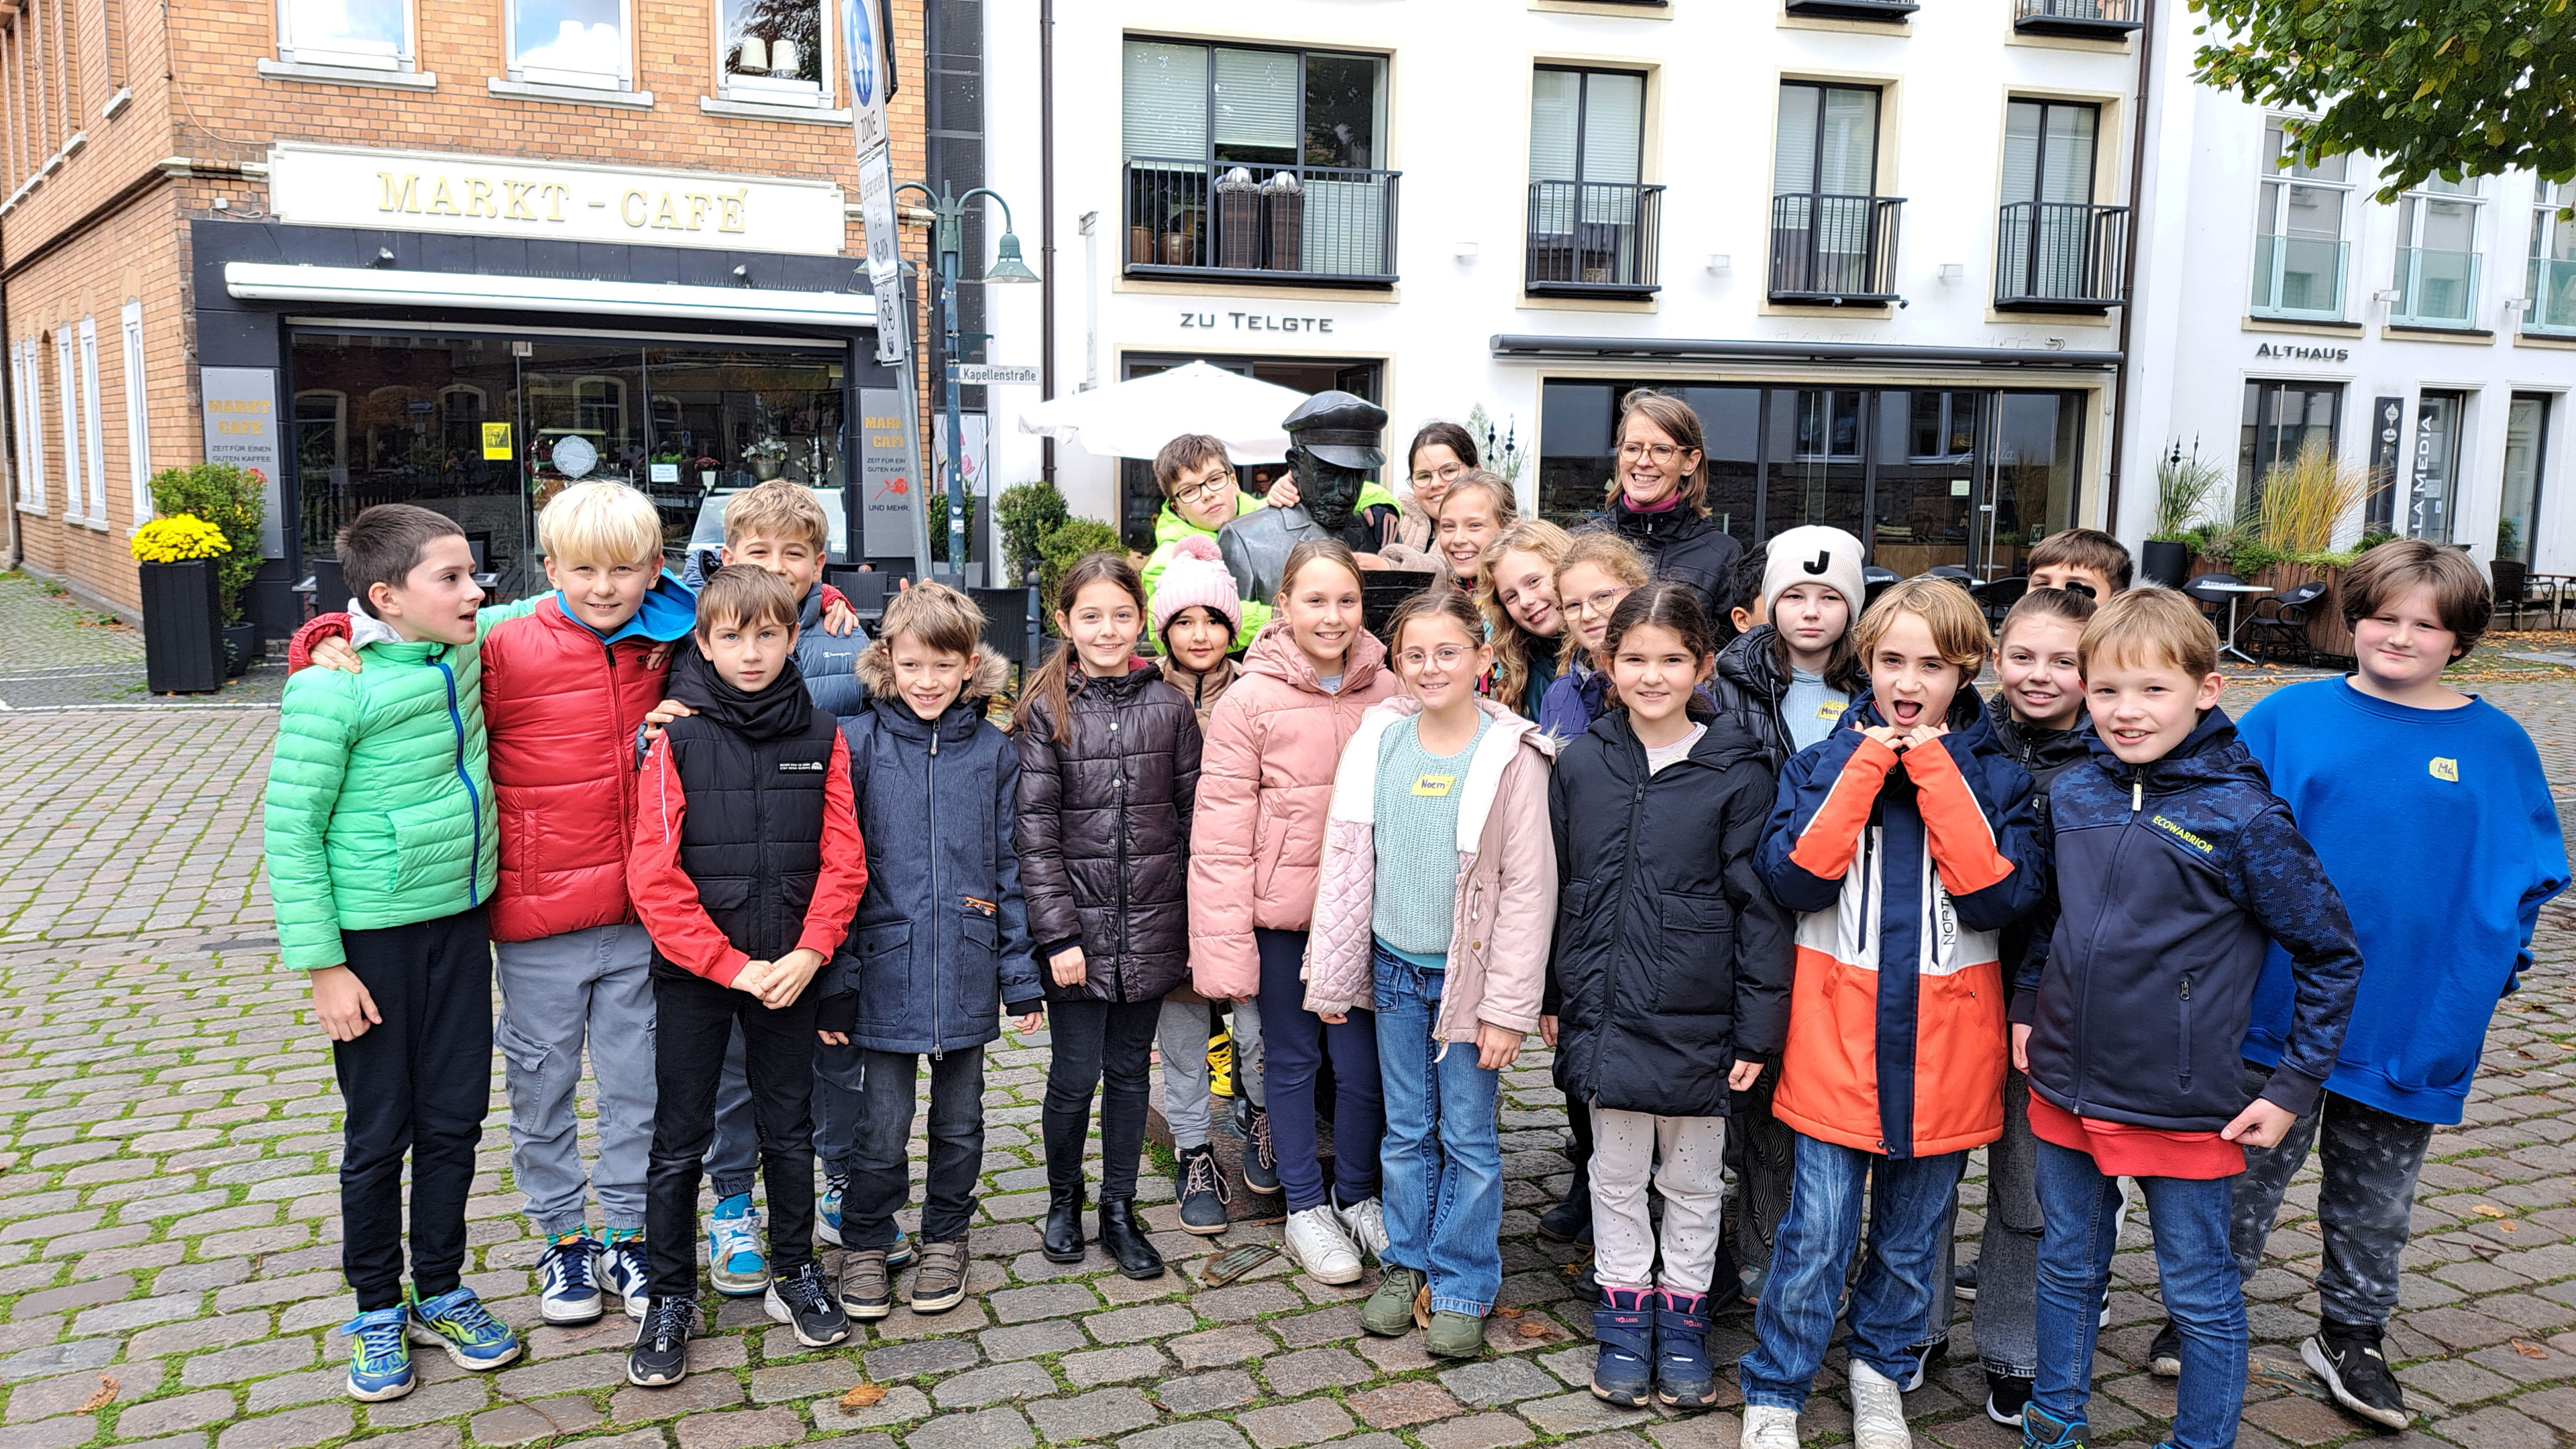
270 386 2567 1449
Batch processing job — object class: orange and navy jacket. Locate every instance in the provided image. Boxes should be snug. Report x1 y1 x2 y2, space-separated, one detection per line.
1755 688 2046 1158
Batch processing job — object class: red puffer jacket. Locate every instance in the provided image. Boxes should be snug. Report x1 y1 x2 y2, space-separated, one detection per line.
481 597 673 942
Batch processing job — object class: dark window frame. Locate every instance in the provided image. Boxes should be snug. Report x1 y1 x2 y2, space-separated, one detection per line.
1774 78 1883 199
1532 63 1652 189
1122 34 1390 173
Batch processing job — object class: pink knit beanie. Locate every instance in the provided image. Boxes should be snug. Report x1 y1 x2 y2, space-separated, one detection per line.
1152 534 1245 638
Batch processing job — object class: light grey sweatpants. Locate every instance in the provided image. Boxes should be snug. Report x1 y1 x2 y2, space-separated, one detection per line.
494 922 657 1235
1157 997 1265 1150
1590 1106 1726 1295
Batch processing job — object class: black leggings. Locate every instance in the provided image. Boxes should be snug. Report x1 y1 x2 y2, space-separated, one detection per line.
1042 998 1163 1201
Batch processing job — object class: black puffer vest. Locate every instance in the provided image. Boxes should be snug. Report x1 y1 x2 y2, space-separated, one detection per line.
652 649 849 983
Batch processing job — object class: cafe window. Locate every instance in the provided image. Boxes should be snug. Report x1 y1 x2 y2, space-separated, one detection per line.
721 0 826 101
290 331 847 598
2238 380 2341 514
279 0 413 70
509 0 633 90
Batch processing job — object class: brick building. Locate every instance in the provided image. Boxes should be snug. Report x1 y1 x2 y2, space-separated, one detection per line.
0 0 930 642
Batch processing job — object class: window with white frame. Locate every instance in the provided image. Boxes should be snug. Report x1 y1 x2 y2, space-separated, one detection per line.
2526 180 2576 335
510 0 632 90
119 303 150 523
76 319 103 525
53 329 80 522
2251 117 2351 320
722 0 826 101
9 340 41 512
278 0 413 70
2392 174 2484 327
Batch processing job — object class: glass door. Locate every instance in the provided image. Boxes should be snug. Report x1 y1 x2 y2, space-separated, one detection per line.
1766 389 1867 541
2408 390 2466 541
2500 394 2547 564
1869 391 1978 578
1990 393 2082 578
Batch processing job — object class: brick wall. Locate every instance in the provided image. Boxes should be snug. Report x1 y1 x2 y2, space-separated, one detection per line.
1 0 929 619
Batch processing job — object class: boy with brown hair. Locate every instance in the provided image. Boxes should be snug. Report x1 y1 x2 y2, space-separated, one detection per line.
2220 543 2567 1429
2023 528 2131 599
2010 588 2364 1449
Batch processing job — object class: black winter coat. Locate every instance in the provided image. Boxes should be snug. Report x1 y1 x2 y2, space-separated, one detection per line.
1014 663 1204 1003
1546 709 1795 1117
1984 692 2095 1003
1591 496 1744 623
1709 624 1864 772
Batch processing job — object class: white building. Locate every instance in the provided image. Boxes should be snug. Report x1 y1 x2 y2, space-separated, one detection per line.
974 0 2572 586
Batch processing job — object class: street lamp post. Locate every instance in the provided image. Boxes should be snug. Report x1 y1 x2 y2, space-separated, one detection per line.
894 180 1040 585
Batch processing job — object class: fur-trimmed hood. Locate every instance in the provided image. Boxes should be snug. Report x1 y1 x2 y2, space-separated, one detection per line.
854 637 1012 704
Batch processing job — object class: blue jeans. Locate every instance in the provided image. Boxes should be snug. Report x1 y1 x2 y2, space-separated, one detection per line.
2033 1140 2245 1449
1372 945 1503 1316
1256 928 1383 1213
1738 1133 1964 1410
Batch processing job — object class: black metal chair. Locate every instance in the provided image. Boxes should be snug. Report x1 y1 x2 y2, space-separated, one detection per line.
970 586 1045 677
2245 580 2327 666
1363 571 1444 638
1862 566 1902 610
826 568 898 633
1971 576 2029 629
2183 572 2246 650
2491 559 2557 631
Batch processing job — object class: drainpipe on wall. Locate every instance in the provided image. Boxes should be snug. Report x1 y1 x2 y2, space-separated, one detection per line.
2106 0 2159 537
1038 0 1057 487
0 231 14 570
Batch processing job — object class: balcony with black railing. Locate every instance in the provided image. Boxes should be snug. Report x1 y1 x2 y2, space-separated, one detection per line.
1769 194 1903 305
2013 0 2144 36
1525 181 1666 298
1786 0 1919 19
1994 202 2130 311
1122 158 1401 287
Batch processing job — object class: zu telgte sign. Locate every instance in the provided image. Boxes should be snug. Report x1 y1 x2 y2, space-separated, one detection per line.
264 142 848 257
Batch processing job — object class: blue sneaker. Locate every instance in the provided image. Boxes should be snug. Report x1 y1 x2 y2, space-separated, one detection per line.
407 1285 522 1371
537 1233 604 1325
708 1193 769 1295
341 1305 415 1402
818 1177 915 1269
602 1228 651 1320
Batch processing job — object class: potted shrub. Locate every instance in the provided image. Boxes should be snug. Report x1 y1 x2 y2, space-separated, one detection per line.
2145 446 2225 588
131 515 231 694
147 462 268 673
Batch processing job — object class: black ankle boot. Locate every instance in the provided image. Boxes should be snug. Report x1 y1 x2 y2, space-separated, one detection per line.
1041 1185 1086 1263
1097 1198 1165 1280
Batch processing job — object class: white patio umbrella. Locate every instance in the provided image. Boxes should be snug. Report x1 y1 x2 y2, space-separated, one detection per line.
1016 360 1309 464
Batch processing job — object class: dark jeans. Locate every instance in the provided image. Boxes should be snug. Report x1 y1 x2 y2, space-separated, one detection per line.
847 1045 985 1245
1256 928 1383 1213
1727 1061 1794 1284
335 906 492 1312
2228 1063 2436 1332
1738 1133 1964 1410
645 969 819 1298
2035 1140 2244 1449
1042 997 1162 1201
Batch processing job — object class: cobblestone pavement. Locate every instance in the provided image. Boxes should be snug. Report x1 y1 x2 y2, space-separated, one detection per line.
0 572 284 710
0 685 2571 1449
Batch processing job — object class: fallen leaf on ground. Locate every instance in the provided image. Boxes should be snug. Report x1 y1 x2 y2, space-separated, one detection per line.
2513 1340 2550 1360
1517 1320 1552 1338
76 1377 116 1413
1495 1305 1523 1318
2472 1203 2509 1218
2500 1221 2520 1232
840 1383 888 1409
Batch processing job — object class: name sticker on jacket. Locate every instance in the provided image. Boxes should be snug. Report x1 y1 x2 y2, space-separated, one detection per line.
1817 698 1847 720
1411 773 1456 798
777 760 824 772
2430 757 2459 782
2151 814 2214 853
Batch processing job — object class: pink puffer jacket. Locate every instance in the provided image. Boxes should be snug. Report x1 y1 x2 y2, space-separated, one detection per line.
1188 622 1400 1000
1303 696 1558 1043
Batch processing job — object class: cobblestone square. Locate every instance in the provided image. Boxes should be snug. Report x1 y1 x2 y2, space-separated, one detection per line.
0 666 2569 1449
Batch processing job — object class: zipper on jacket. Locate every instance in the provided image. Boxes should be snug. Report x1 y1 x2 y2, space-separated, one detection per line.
435 656 484 908
2073 767 2150 1113
2177 973 2194 1090
929 718 942 1061
1590 736 1651 1097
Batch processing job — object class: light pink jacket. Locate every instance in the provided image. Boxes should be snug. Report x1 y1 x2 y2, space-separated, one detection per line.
1187 622 1401 1000
1302 696 1559 1044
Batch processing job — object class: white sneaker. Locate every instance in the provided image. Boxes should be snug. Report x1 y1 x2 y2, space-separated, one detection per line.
1847 1359 1913 1449
1283 1204 1362 1284
1741 1404 1800 1449
1334 1194 1389 1260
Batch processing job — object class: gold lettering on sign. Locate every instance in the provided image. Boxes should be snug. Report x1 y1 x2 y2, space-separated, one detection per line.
686 193 713 230
504 181 538 221
428 178 460 216
621 189 649 227
718 189 747 233
378 173 422 213
653 192 682 230
540 184 570 221
466 178 496 217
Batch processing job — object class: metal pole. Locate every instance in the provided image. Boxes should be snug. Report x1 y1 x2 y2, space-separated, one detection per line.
941 212 969 585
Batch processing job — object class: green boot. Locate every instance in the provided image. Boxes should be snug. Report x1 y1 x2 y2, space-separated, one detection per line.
1362 1267 1425 1336
1426 1309 1485 1359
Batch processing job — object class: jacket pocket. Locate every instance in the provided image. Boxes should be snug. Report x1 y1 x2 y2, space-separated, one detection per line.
693 877 753 912
1653 892 1736 1015
857 920 912 965
492 1017 555 1127
958 912 1004 1018
2176 973 2194 1092
386 798 466 892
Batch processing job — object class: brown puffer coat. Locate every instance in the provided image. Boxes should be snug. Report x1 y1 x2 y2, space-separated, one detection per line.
1187 622 1400 1001
1014 662 1203 1004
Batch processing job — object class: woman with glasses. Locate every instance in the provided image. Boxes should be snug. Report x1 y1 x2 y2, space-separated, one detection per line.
1303 585 1558 1360
1396 422 1479 554
1586 391 1742 624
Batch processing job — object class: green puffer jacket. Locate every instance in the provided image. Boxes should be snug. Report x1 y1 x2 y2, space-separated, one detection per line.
265 636 500 971
1140 480 1403 653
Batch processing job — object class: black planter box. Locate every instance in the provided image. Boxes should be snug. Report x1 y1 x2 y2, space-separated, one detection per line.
225 623 262 677
140 560 226 694
2141 539 2193 590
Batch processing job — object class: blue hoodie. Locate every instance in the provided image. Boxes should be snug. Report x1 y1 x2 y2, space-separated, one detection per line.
2236 679 2569 1124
